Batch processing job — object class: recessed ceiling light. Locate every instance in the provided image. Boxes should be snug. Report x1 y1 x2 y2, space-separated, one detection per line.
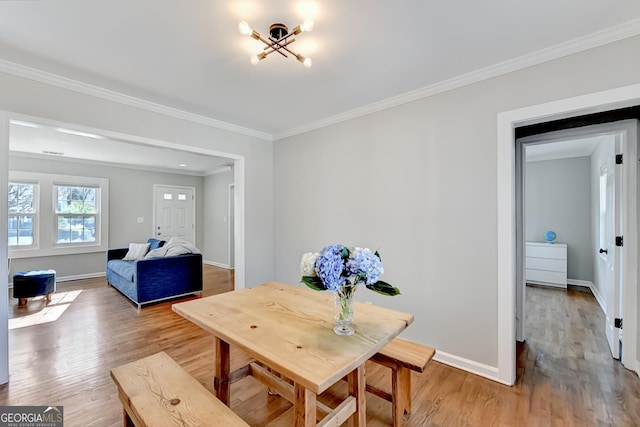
179 164 188 167
42 150 64 156
11 120 40 128
55 128 103 139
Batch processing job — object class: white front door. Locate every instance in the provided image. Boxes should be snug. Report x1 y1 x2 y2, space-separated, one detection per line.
597 151 621 359
154 185 195 245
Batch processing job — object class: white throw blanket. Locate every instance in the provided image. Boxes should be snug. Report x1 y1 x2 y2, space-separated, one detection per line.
145 237 201 258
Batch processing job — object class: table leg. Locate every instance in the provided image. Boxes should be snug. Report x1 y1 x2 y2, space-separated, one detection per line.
347 364 366 427
293 382 316 427
214 337 231 405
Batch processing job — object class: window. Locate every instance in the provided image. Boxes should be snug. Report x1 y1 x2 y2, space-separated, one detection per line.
8 171 109 259
8 182 37 247
55 185 98 244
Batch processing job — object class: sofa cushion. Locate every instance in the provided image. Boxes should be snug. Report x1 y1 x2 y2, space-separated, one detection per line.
147 238 165 251
123 243 150 261
107 260 136 282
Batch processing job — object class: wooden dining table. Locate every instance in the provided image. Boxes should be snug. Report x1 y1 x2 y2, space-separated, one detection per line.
172 281 414 427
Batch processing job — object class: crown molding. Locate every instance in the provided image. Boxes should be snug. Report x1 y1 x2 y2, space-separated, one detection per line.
0 59 272 141
273 18 640 141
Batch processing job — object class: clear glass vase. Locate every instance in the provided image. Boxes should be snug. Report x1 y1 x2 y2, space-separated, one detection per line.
334 288 355 336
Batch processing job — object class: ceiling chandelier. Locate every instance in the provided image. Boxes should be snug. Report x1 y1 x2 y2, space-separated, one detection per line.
238 20 314 68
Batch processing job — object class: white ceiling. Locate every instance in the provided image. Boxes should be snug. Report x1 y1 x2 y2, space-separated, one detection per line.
525 136 604 162
2 1 640 169
9 121 232 176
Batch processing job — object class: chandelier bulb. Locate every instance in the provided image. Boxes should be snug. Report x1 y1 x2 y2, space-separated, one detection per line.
301 20 314 32
296 54 312 68
238 21 252 36
250 52 266 65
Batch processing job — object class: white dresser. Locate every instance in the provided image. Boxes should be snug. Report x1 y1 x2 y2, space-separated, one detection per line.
525 242 567 288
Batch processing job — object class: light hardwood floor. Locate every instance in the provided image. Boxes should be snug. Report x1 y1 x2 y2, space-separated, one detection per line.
1 269 639 426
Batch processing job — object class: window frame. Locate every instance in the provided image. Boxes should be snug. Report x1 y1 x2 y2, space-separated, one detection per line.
8 171 108 259
53 184 100 246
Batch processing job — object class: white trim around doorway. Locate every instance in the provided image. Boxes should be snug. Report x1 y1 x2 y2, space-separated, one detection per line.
497 83 640 385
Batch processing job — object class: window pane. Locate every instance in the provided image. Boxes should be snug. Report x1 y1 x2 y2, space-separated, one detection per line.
164 193 173 200
57 215 71 243
56 214 96 243
8 215 33 246
56 185 98 214
8 183 34 214
178 193 187 201
83 216 96 242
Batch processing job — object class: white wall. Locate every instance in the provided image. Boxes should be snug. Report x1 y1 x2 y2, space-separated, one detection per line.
8 154 205 278
525 157 593 282
203 168 234 267
273 35 640 371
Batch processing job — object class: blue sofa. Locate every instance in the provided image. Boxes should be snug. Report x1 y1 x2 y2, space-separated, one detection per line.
106 239 203 310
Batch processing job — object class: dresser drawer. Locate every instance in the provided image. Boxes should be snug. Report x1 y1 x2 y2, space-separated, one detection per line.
525 269 567 286
526 244 566 260
526 257 567 273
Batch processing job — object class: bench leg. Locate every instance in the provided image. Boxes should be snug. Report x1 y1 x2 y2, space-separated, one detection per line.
391 366 411 427
214 337 231 405
18 298 27 307
45 293 52 303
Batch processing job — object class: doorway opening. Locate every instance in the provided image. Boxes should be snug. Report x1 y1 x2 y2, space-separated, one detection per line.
496 83 640 385
515 120 637 363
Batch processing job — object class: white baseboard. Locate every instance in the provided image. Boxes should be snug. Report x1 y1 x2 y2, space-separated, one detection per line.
8 271 105 288
566 278 594 288
57 272 105 283
433 350 509 386
203 260 231 269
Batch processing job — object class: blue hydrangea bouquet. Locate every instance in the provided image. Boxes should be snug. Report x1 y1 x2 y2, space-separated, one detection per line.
300 244 400 335
300 244 400 296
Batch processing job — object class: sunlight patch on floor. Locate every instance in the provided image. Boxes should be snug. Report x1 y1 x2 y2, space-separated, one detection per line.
9 290 82 330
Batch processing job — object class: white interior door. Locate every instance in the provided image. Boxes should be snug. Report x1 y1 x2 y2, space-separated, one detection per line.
598 155 621 359
154 185 195 245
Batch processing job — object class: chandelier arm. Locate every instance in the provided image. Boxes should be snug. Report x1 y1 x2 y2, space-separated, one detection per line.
276 43 300 58
273 32 296 45
267 37 298 57
264 38 295 52
262 47 288 58
255 34 288 58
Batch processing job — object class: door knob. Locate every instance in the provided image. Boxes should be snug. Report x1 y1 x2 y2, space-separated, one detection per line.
599 248 608 254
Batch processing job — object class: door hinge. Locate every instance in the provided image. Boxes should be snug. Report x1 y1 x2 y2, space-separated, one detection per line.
615 318 623 329
616 236 623 247
616 154 623 164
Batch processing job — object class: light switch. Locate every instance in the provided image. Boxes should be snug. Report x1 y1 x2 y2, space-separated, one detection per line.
137 217 144 223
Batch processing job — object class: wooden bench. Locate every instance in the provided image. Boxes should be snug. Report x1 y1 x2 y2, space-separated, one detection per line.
110 351 249 427
368 338 435 427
